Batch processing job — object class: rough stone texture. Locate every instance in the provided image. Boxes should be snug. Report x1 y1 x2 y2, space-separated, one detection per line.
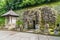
41 6 56 24
23 6 56 30
44 23 49 33
40 6 56 33
23 9 41 29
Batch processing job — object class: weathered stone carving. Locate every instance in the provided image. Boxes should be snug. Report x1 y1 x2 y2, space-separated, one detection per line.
23 6 56 32
23 9 41 29
41 6 56 24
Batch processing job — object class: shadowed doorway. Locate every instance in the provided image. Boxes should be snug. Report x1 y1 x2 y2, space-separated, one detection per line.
33 20 36 29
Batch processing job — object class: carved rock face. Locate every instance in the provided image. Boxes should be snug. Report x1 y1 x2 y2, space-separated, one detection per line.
23 6 56 29
23 9 41 29
41 6 56 24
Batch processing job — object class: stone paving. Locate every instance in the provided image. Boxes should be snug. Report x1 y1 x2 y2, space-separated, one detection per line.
0 31 60 40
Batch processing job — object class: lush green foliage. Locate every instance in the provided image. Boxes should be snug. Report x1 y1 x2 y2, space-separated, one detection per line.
3 0 60 10
0 0 59 11
0 0 59 15
0 0 60 26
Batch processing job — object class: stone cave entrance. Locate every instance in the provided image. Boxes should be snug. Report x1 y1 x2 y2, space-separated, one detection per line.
33 20 36 29
28 20 36 29
23 10 41 30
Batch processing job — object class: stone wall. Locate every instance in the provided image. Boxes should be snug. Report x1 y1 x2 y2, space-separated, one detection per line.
41 6 56 24
23 6 56 31
23 9 41 29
